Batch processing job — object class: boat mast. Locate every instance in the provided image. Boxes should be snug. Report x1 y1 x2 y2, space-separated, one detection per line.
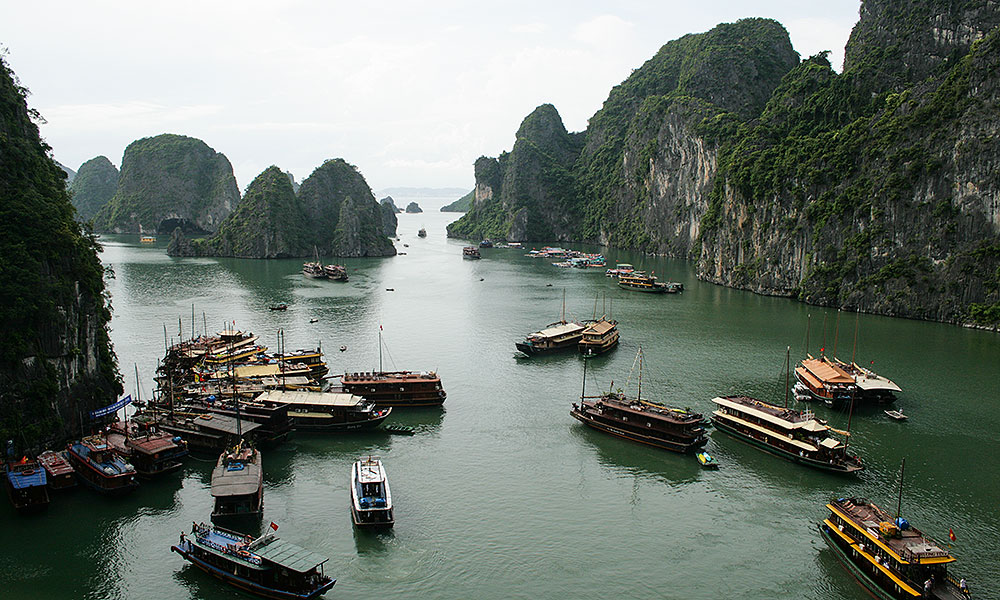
561 289 566 323
581 353 587 400
895 458 906 519
378 326 383 372
805 313 811 356
637 346 643 402
784 346 790 409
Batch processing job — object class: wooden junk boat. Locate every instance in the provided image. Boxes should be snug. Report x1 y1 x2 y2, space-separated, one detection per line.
211 441 263 525
794 355 858 405
516 292 588 356
617 272 682 294
323 264 348 281
172 522 335 600
833 358 902 403
710 395 863 474
255 390 392 432
819 461 970 599
4 457 50 513
107 417 189 478
66 435 139 495
571 348 708 453
340 371 446 408
578 316 619 356
350 457 394 528
462 246 481 259
37 450 77 490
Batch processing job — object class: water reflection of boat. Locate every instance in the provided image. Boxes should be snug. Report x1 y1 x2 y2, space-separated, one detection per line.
350 457 394 528
172 522 336 599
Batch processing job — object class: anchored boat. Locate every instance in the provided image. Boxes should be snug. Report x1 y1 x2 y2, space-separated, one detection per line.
350 457 394 528
255 390 391 432
172 522 335 600
571 348 708 453
211 441 263 526
4 457 49 513
37 450 76 491
66 435 139 495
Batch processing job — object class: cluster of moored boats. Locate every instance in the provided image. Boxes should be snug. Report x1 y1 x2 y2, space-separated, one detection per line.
4 325 437 599
510 293 973 599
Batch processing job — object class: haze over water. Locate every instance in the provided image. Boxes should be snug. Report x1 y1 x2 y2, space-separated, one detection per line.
3 200 998 599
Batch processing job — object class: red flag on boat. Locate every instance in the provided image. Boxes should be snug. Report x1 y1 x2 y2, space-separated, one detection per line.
949 528 956 541
270 521 279 531
379 324 383 330
820 347 825 353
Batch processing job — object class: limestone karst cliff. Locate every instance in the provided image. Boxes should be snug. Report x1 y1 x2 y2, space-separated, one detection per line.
448 6 1000 327
69 156 119 222
170 159 395 258
93 133 239 234
380 196 399 236
0 56 121 448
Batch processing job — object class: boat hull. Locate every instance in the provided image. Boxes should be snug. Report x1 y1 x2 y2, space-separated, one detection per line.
570 408 706 454
289 409 390 432
171 543 335 600
819 523 907 600
711 417 862 474
350 503 395 528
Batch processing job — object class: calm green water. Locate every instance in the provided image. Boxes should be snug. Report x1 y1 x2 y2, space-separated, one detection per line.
3 200 998 600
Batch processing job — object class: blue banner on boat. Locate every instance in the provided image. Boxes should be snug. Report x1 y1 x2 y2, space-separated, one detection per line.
89 394 131 419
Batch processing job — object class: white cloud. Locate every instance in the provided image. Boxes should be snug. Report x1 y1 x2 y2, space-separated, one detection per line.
511 22 548 34
572 15 634 47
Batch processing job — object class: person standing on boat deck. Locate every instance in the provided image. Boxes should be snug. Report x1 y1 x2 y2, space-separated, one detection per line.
960 578 970 597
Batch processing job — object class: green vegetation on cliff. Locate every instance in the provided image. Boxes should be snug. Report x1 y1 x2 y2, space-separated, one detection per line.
183 166 308 258
93 133 239 234
69 155 118 222
440 190 473 212
170 159 395 259
0 57 121 449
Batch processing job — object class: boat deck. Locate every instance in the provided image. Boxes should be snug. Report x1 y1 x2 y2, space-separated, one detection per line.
37 451 74 478
830 499 954 565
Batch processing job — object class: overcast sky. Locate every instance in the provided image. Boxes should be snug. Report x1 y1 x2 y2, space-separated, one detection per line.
1 1 861 192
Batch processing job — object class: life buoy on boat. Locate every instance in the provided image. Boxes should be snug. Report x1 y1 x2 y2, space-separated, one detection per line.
20 469 35 476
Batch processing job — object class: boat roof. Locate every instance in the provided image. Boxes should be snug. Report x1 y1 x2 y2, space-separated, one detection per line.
37 451 74 476
853 373 903 392
711 411 820 451
535 322 585 337
253 537 329 573
583 320 616 335
6 465 46 489
191 414 263 436
256 390 363 407
712 396 829 432
211 461 263 497
128 433 180 454
800 358 854 384
355 459 386 484
828 499 955 565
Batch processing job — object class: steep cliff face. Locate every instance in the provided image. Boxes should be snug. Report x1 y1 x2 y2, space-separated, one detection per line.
296 159 396 257
699 4 1000 325
379 197 398 236
93 134 239 234
69 156 119 222
169 166 307 258
0 57 121 449
448 103 585 241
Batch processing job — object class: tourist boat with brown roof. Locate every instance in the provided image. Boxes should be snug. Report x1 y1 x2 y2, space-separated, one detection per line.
172 521 335 599
66 435 139 495
462 246 481 259
37 450 76 490
578 316 619 356
107 417 189 478
516 291 588 355
819 461 971 600
713 348 863 473
571 348 708 453
794 354 858 405
617 272 682 293
323 264 348 281
339 328 446 407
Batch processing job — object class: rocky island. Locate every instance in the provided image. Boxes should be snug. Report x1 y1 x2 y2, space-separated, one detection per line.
405 201 423 213
169 159 395 258
69 155 119 223
93 133 240 234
